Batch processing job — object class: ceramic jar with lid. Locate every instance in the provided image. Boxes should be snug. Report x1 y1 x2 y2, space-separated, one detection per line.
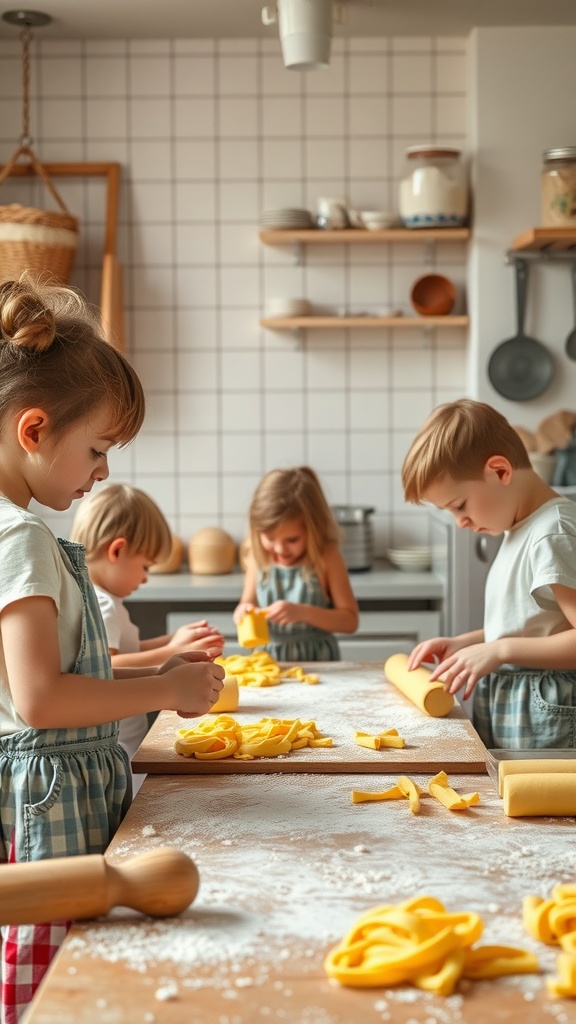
541 148 576 227
399 146 468 228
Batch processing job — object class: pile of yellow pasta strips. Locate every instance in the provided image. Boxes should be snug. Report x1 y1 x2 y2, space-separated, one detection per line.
325 895 538 995
524 883 576 996
215 652 319 687
175 714 331 761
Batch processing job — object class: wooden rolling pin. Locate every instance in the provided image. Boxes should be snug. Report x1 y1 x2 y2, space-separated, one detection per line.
0 847 199 926
384 653 454 717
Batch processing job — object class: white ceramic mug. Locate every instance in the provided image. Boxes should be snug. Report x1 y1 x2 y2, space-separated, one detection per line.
317 196 348 229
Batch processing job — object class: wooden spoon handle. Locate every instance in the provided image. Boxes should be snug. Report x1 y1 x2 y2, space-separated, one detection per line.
0 847 199 925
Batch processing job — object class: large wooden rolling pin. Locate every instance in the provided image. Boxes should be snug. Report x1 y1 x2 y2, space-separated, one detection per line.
0 847 199 926
384 653 454 717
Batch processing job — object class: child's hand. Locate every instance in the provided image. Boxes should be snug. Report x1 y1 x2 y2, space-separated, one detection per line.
428 642 503 700
168 621 225 656
408 637 460 671
157 652 225 718
264 600 302 626
233 602 255 626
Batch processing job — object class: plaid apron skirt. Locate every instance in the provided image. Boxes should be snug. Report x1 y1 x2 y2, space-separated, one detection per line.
0 539 130 1023
473 667 576 750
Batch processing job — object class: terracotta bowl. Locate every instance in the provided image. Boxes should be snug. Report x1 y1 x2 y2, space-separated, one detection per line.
410 274 456 316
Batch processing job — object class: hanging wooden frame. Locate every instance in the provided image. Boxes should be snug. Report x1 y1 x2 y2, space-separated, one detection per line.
0 160 124 351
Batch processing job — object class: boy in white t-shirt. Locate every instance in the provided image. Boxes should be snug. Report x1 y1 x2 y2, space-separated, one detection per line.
72 484 225 792
402 398 576 750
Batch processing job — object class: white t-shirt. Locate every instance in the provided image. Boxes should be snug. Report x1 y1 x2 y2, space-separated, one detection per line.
484 497 576 664
0 498 83 736
93 586 140 655
93 584 148 795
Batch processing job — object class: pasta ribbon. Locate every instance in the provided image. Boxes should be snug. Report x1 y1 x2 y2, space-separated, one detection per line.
524 883 576 997
325 896 538 994
397 775 422 814
428 771 480 811
175 714 331 761
215 652 319 687
354 728 405 750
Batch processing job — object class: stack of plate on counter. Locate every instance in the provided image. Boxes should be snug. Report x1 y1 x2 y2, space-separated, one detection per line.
260 208 314 230
265 297 312 318
387 546 432 572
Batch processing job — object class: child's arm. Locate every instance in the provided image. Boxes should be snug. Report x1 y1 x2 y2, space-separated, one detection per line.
264 544 359 634
426 584 576 699
233 557 259 625
2 596 224 728
111 620 225 668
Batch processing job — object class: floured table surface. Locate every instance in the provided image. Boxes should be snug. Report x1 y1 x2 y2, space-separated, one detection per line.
27 772 576 1024
133 662 487 774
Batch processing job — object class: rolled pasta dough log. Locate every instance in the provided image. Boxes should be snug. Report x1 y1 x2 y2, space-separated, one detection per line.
498 758 576 797
503 773 576 817
209 674 239 713
384 653 454 718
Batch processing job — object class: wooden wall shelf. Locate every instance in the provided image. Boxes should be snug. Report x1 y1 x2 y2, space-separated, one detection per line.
260 315 470 330
511 227 576 254
260 227 470 246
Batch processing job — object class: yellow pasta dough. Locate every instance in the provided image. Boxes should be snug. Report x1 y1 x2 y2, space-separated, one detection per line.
384 653 454 717
547 952 576 997
498 758 576 797
175 714 331 761
237 609 269 648
215 651 319 687
503 773 576 817
354 728 405 750
428 771 480 811
351 777 422 807
324 895 537 994
209 674 239 713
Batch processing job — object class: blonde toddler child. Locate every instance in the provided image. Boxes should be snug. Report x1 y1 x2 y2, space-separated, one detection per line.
71 483 225 794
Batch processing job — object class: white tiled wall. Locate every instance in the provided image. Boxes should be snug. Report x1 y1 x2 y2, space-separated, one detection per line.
0 34 468 553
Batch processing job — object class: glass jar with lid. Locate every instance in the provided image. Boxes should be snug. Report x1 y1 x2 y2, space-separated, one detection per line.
399 146 468 229
541 148 576 227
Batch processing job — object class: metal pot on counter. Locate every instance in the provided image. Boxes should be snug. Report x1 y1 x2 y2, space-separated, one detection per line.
331 505 375 572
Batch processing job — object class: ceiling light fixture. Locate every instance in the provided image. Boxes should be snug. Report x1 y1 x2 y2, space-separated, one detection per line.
262 0 345 71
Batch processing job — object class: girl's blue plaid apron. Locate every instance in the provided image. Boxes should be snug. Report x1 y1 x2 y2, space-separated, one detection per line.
0 539 130 1023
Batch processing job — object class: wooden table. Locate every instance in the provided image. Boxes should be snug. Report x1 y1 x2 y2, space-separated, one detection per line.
26 772 576 1023
133 662 487 775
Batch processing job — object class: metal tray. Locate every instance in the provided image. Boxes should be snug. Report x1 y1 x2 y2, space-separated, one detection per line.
485 748 576 789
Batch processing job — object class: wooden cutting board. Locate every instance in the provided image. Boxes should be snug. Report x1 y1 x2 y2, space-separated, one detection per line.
26 772 570 1024
132 662 487 774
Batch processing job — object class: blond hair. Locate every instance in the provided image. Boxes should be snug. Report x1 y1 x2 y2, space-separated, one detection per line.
71 484 171 563
402 398 531 504
249 466 341 580
0 273 144 444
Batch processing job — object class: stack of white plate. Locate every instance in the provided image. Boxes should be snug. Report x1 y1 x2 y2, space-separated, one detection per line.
265 297 312 318
387 546 432 572
260 208 314 230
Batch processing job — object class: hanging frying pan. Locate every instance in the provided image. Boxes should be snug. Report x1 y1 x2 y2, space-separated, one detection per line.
488 259 554 401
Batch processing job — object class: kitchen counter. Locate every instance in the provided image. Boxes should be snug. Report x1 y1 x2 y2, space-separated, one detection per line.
26 768 575 1023
126 562 445 659
129 561 444 603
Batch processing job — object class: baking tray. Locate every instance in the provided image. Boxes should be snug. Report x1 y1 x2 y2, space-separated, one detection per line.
486 747 576 788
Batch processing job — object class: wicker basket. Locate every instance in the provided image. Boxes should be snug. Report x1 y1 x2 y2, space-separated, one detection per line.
0 146 79 285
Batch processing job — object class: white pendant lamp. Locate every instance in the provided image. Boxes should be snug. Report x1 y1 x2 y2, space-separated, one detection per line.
262 0 336 71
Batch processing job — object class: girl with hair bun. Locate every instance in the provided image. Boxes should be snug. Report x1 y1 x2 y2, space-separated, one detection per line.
234 466 359 661
0 274 223 1021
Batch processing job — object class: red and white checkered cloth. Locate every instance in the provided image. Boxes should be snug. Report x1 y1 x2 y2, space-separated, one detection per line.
1 839 70 1024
